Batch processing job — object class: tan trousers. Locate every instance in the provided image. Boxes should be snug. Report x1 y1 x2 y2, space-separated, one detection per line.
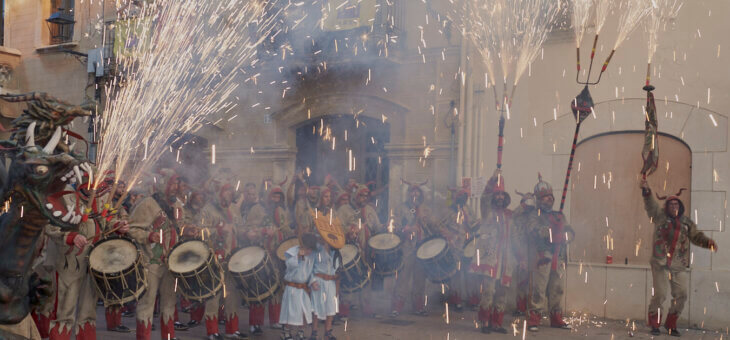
204 276 241 320
393 243 426 311
479 276 507 311
51 275 98 332
0 314 42 340
528 259 565 315
137 264 177 324
649 261 688 315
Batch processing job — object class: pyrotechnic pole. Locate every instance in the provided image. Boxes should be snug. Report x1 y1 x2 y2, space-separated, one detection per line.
559 122 581 212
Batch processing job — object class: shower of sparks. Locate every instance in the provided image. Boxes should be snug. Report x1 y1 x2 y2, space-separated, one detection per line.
594 0 614 34
614 0 652 50
454 0 561 108
647 0 683 63
94 0 284 193
572 0 593 49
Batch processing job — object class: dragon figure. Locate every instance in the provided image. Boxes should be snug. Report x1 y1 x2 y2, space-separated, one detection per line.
0 93 92 333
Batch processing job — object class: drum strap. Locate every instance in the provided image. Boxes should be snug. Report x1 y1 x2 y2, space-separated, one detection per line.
152 193 180 232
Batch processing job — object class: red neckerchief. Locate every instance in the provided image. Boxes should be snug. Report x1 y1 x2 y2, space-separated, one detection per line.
546 212 565 271
666 217 682 267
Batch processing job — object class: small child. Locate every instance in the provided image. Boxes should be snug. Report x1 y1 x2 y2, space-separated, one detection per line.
279 233 318 340
309 239 341 340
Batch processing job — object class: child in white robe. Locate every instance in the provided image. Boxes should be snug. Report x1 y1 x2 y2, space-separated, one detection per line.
279 233 318 340
310 240 341 340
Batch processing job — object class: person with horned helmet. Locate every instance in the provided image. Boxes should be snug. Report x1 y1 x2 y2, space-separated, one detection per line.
640 179 718 336
390 179 435 317
127 169 186 340
177 187 208 328
441 181 478 313
196 182 249 340
248 178 293 335
524 173 573 332
239 182 261 228
45 171 131 340
294 176 320 236
469 169 513 333
333 188 362 320
509 191 536 317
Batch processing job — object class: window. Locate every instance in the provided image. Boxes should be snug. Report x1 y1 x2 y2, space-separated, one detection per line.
46 0 75 44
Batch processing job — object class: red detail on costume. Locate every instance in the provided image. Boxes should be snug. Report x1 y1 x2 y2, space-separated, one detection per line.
666 218 682 267
550 311 568 327
665 313 679 330
76 322 96 340
65 232 78 246
32 311 52 338
205 316 219 336
447 292 461 305
91 219 102 244
648 311 661 328
249 304 265 326
501 274 512 286
225 314 239 334
148 232 158 244
160 316 175 340
547 213 566 270
81 214 89 222
391 296 405 314
190 304 204 323
136 320 152 340
174 307 179 322
49 324 72 340
269 301 281 325
339 301 350 317
105 308 121 329
412 295 426 312
468 294 480 307
491 308 504 327
478 308 490 324
516 296 527 313
527 311 541 327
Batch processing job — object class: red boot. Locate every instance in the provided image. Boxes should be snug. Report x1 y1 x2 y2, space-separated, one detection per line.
268 301 281 325
468 294 480 308
478 308 491 333
390 296 405 316
339 301 350 318
205 316 219 336
32 311 52 338
105 308 119 330
248 303 265 327
160 316 175 340
516 296 527 314
550 311 571 329
648 311 661 329
527 311 541 331
49 324 72 340
413 295 427 315
665 313 680 336
491 308 507 333
190 304 205 323
135 320 152 340
75 322 96 340
225 314 239 334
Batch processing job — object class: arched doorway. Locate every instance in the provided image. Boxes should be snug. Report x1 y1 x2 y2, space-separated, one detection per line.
295 114 390 219
569 131 691 265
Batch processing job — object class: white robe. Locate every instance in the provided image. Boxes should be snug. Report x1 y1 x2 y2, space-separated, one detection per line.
311 246 340 319
278 246 315 326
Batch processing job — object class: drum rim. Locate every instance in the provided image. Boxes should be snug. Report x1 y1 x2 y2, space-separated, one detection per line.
173 255 224 302
415 235 449 260
367 232 402 250
228 246 268 274
340 254 371 293
340 244 360 265
230 254 282 304
462 236 478 258
90 255 148 307
276 237 300 261
167 239 213 274
87 236 141 274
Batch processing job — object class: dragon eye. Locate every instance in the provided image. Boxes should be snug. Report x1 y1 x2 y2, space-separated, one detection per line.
35 165 49 175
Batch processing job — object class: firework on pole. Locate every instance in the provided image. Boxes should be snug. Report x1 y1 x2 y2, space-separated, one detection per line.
94 0 285 202
559 86 594 213
641 85 659 179
646 0 683 85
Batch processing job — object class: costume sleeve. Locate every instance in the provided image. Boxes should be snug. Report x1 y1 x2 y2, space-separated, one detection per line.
480 175 498 218
44 223 72 247
642 190 664 223
127 198 157 245
686 218 713 248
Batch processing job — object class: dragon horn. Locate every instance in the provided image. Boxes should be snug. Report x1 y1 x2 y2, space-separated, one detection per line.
26 121 36 147
675 188 687 197
401 178 413 187
655 193 667 200
418 179 429 187
43 126 62 154
278 176 288 187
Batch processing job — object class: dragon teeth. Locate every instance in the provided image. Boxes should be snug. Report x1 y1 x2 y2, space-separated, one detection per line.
52 210 62 217
45 203 53 209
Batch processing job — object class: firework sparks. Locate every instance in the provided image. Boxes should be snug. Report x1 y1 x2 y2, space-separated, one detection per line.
94 0 284 195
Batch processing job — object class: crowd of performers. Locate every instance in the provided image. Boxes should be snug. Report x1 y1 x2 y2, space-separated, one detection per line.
25 162 719 340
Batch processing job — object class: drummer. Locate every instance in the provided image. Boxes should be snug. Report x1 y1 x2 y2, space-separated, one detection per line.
45 172 130 340
391 180 434 317
442 182 477 312
246 180 293 335
179 189 209 328
347 184 381 317
127 169 186 340
199 182 249 340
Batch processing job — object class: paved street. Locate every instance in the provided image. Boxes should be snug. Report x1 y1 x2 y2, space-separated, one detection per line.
95 306 727 340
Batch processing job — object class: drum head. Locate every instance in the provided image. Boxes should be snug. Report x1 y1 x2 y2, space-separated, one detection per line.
229 247 266 273
340 244 359 265
168 240 210 273
463 238 477 258
276 238 299 261
417 237 447 260
89 238 137 273
368 233 401 250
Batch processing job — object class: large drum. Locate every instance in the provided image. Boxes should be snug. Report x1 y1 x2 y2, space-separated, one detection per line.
167 240 223 302
339 244 370 293
367 233 403 276
462 237 478 264
88 237 147 306
416 236 459 283
276 237 300 262
228 246 281 304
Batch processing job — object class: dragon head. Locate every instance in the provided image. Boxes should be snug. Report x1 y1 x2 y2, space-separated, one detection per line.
4 122 91 230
